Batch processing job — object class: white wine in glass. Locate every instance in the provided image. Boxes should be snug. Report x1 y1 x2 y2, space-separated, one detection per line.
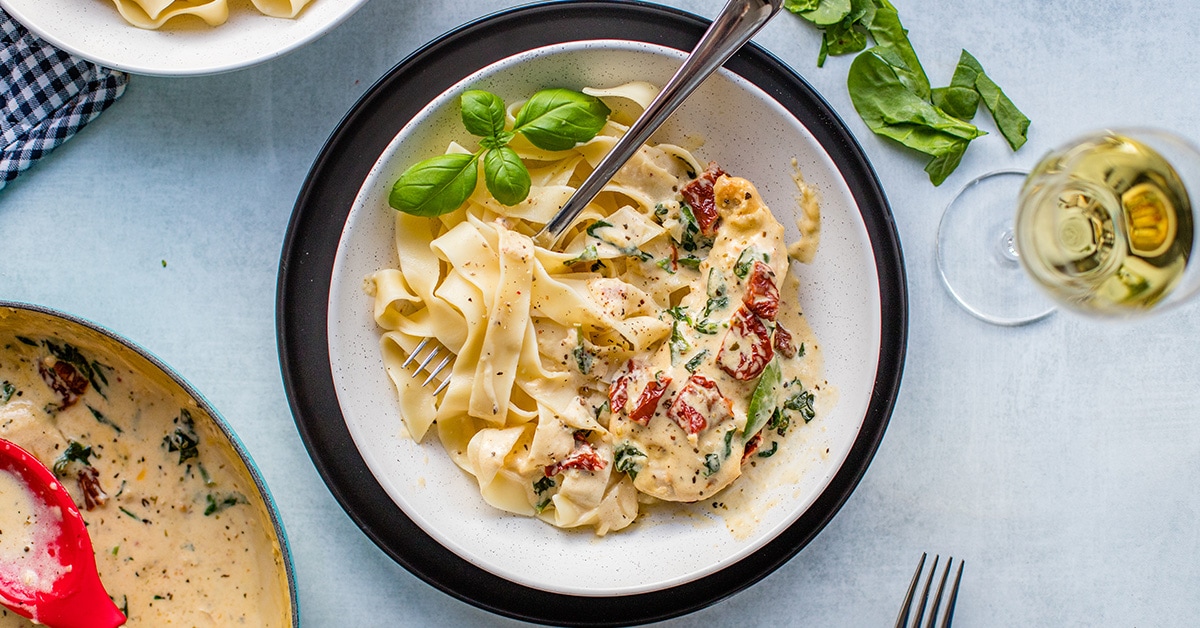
938 129 1200 324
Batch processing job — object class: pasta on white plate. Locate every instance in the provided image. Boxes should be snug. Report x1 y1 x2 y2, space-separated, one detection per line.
108 0 314 29
367 83 824 535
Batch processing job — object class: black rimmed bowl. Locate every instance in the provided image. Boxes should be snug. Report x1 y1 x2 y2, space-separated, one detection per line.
277 1 906 624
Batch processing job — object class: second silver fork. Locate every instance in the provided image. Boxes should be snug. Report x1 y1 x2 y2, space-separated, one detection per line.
895 553 964 628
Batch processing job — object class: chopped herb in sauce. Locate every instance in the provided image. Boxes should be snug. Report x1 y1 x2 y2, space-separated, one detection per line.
586 219 655 262
562 244 599 267
164 409 201 464
677 202 714 252
665 306 692 364
684 350 710 373
585 220 613 238
44 340 109 396
784 387 817 423
533 476 556 512
614 442 646 480
702 453 721 477
204 492 248 516
572 328 594 375
703 268 729 318
53 440 95 476
734 247 769 279
119 506 151 524
0 380 15 403
88 404 123 433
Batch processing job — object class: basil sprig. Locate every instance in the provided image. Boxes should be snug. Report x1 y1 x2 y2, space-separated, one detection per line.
389 88 611 216
787 0 1030 186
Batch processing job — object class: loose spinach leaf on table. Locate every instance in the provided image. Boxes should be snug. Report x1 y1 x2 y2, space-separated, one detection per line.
786 0 1031 186
954 50 1030 150
847 47 985 150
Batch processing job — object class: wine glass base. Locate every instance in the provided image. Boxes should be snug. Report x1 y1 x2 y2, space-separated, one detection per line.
937 169 1057 326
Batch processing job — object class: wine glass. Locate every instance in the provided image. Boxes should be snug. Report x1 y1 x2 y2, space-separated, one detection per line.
937 128 1200 325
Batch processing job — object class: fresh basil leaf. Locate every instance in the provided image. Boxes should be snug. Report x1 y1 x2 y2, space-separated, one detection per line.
958 50 1030 150
483 146 531 206
744 359 782 439
389 153 479 216
513 88 611 151
460 90 508 141
479 131 515 151
865 4 930 99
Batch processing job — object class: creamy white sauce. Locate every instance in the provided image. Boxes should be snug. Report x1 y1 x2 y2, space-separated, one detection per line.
0 320 291 627
0 468 71 596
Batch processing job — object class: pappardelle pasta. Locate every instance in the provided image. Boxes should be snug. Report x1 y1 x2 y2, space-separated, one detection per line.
368 83 823 535
108 0 313 29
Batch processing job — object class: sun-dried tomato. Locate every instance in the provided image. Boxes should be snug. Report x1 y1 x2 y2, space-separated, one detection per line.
742 261 779 321
717 306 774 381
77 465 108 510
608 364 632 414
742 431 763 461
667 374 732 435
680 162 726 235
629 374 671 425
773 321 797 359
545 433 607 476
39 358 89 410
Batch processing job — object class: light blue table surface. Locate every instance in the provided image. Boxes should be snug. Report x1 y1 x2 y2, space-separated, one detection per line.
4 0 1200 625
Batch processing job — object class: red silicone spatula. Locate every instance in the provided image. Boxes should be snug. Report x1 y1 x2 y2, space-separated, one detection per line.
0 438 125 628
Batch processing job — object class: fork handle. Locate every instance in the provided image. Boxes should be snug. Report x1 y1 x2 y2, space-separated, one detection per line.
533 0 784 247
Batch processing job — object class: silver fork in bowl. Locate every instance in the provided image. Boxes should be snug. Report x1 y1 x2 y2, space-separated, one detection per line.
895 553 964 628
401 337 452 395
533 0 784 248
402 0 785 389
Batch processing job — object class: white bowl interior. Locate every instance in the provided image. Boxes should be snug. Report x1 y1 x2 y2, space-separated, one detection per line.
326 40 881 596
0 0 368 76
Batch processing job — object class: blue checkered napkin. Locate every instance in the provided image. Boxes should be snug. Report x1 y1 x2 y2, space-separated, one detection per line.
1 8 128 191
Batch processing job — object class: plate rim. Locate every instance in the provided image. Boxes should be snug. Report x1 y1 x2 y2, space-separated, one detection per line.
0 0 371 77
276 1 907 624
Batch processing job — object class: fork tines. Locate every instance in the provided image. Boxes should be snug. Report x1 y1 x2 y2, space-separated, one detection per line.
401 337 452 395
895 553 964 628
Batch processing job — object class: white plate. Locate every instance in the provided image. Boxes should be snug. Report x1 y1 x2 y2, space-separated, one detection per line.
278 3 905 623
332 39 879 596
0 0 369 76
